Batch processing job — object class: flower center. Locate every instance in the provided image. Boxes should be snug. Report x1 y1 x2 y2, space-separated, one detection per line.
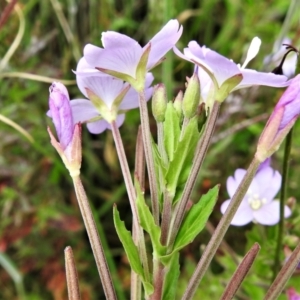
247 191 266 210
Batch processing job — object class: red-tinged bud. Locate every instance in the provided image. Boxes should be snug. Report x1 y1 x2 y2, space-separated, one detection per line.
256 74 300 161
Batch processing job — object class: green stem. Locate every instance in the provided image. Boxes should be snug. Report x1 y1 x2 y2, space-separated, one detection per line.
272 128 293 279
138 90 159 225
181 157 261 300
72 175 117 300
167 101 220 250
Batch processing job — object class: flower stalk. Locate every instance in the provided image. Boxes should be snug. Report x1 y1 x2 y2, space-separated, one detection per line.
72 175 117 300
273 127 294 279
138 90 160 225
181 157 261 300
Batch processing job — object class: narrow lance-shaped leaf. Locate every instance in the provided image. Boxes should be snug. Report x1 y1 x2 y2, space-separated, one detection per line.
113 205 154 296
162 252 180 300
163 102 181 162
173 185 219 252
113 205 144 277
165 116 200 201
135 180 166 257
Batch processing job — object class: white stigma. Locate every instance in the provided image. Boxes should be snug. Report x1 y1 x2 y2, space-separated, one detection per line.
247 191 266 210
241 37 261 69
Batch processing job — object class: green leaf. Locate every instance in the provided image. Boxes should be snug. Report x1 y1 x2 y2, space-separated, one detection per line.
135 182 166 257
173 185 219 252
162 252 180 300
163 102 181 162
165 117 200 200
113 205 144 277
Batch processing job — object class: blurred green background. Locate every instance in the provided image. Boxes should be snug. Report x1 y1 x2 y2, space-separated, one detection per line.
1 0 300 299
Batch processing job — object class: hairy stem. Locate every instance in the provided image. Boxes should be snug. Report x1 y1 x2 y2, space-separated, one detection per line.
181 157 260 300
273 128 293 279
138 90 160 225
72 175 117 300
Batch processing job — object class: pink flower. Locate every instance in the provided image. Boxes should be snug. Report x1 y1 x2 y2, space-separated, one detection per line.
221 164 291 226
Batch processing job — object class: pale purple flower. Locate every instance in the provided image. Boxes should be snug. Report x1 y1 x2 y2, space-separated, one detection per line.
221 165 291 226
174 37 290 102
83 19 182 80
70 57 154 134
48 82 74 150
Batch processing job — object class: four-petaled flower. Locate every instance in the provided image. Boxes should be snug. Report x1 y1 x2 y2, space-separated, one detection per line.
221 163 291 226
174 37 290 105
83 19 182 91
71 57 154 134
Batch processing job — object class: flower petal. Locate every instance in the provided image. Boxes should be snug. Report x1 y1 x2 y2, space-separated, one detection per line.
255 167 281 202
87 120 109 134
78 75 126 108
221 199 254 226
184 41 240 87
70 99 99 123
75 57 108 97
241 37 261 69
235 69 290 90
102 31 139 49
84 35 143 78
146 19 183 69
226 169 247 198
253 201 291 225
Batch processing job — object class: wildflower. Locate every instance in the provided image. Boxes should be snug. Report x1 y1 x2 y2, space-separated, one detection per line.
256 74 300 161
83 19 182 91
71 57 154 134
174 37 290 104
220 164 291 226
47 82 82 176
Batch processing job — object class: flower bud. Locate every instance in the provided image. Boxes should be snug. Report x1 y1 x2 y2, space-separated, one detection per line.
182 72 200 119
47 82 82 177
152 84 167 122
173 90 183 119
256 74 300 161
49 82 74 150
